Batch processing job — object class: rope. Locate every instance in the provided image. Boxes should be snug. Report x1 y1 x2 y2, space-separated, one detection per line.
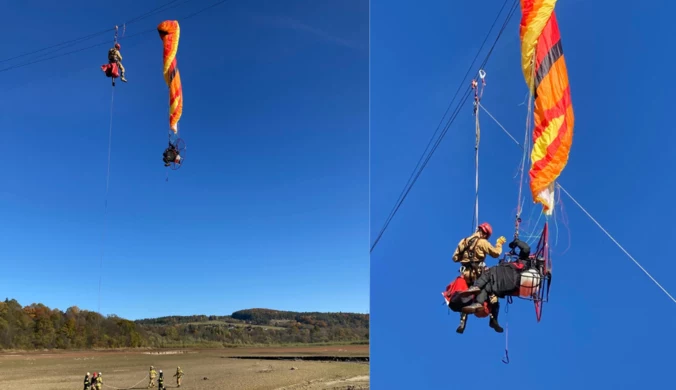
479 103 676 305
557 184 676 304
502 299 510 364
370 0 520 252
471 70 486 232
98 86 115 314
102 374 149 390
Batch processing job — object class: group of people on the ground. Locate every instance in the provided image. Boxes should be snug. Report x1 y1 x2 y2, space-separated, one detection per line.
82 366 183 390
83 372 102 390
444 222 535 334
148 365 184 389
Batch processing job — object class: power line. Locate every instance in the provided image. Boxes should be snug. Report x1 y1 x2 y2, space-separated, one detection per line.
370 0 520 252
0 0 230 74
0 0 191 65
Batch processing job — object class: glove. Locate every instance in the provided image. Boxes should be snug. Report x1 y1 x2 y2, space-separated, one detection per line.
489 294 498 304
496 236 506 246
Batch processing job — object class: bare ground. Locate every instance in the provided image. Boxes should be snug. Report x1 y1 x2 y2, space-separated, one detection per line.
0 345 369 390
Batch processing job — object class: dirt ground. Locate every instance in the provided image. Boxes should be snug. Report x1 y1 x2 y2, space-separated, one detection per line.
0 345 369 390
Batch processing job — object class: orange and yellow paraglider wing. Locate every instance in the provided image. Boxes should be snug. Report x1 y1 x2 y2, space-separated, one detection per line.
157 20 183 134
520 0 574 215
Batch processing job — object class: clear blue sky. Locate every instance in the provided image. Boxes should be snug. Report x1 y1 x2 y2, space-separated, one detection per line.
371 0 676 388
0 0 368 320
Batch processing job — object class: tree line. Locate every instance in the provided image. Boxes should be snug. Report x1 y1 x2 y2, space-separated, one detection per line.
0 299 369 350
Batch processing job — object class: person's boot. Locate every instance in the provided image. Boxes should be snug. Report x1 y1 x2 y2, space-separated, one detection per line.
458 286 481 297
461 302 483 314
489 314 504 333
456 313 467 334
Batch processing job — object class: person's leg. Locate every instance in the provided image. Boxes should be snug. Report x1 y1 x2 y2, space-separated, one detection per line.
488 300 503 333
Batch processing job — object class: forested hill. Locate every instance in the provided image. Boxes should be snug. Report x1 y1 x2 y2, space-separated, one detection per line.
0 299 369 350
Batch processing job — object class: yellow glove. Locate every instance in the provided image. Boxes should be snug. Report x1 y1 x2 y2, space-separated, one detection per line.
496 236 506 246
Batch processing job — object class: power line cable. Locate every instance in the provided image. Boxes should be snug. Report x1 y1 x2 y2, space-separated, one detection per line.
370 0 520 252
0 0 230 74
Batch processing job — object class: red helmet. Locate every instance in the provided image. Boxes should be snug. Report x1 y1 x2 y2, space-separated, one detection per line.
477 222 492 238
115 43 121 49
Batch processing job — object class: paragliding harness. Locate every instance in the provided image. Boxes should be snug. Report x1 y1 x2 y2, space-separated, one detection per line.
163 138 185 170
499 223 552 322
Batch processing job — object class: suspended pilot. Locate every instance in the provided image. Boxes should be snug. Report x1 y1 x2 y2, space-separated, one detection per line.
451 222 506 333
457 237 533 333
108 43 127 83
162 142 182 167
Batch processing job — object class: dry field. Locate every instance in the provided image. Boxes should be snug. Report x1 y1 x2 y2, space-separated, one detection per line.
0 345 369 390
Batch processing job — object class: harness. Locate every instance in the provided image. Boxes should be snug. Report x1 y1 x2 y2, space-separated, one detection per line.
458 236 485 281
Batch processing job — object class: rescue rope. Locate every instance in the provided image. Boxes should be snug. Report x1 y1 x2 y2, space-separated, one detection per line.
102 374 149 390
479 103 676 305
502 297 511 364
98 85 115 314
471 70 487 232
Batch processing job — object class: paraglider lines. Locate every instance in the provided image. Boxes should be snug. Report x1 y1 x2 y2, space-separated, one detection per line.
370 0 520 252
479 103 676 305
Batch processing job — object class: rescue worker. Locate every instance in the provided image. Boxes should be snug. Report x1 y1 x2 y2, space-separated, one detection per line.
158 369 165 390
95 372 103 390
162 142 182 167
84 372 91 390
108 43 127 82
148 366 157 388
173 366 184 387
91 372 97 388
451 222 506 334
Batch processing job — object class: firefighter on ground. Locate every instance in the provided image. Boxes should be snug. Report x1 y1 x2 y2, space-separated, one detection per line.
84 372 91 390
108 43 127 83
158 369 165 390
148 366 157 388
174 366 184 387
95 372 103 390
451 222 506 334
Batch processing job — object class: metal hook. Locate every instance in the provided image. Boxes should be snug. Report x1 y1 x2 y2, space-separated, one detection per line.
478 69 486 79
502 350 510 364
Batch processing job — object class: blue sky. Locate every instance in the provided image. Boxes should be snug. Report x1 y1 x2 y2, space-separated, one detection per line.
0 0 368 320
371 0 676 388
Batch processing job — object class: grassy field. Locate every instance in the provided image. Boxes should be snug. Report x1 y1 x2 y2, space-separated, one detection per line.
0 345 369 390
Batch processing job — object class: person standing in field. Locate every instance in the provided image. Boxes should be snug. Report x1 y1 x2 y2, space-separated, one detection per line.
148 366 157 388
95 372 103 390
173 366 184 387
83 372 91 390
158 370 165 390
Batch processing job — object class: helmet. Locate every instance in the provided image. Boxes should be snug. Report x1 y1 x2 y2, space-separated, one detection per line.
477 222 492 238
115 43 121 49
87 372 90 376
160 370 163 373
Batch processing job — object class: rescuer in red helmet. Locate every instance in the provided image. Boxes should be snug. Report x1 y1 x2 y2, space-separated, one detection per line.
450 222 506 333
107 42 127 83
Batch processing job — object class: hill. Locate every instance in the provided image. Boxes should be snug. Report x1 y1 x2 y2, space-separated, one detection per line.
0 299 369 350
